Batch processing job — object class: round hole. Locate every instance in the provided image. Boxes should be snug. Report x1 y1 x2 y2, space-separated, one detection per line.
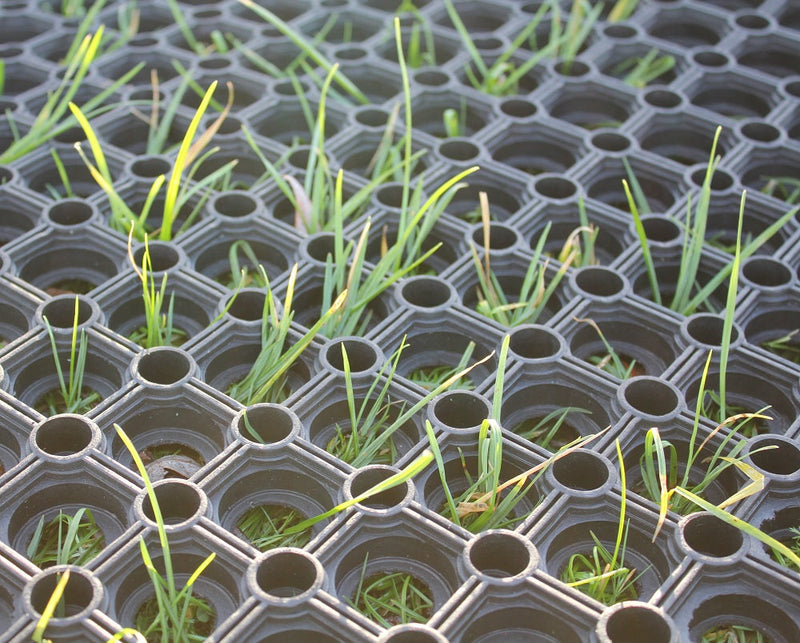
783 79 800 99
468 531 535 578
34 416 95 456
40 296 93 329
693 50 729 67
0 166 12 185
591 132 631 153
682 513 743 557
400 277 453 308
471 223 517 250
130 156 171 179
474 36 502 51
256 550 322 599
574 267 625 298
355 107 389 127
347 466 412 509
274 79 303 96
335 46 366 61
642 216 681 243
195 8 221 19
303 233 337 262
217 116 242 135
432 392 489 430
500 98 537 118
132 242 180 272
288 147 310 169
749 437 800 476
735 13 769 30
552 451 610 491
685 314 739 347
28 568 98 620
690 167 733 191
742 258 792 288
740 121 780 143
534 176 577 199
238 405 297 445
554 60 589 77
415 70 449 87
141 480 204 525
0 99 17 114
644 89 682 109
604 24 636 39
324 338 380 373
376 184 405 208
213 193 258 218
198 56 231 70
46 200 94 226
129 35 158 47
621 377 680 418
136 348 193 385
602 604 673 643
508 326 562 360
226 290 266 322
439 140 480 162
379 625 446 643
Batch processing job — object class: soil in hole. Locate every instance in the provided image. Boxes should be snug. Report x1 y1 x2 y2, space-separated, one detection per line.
35 387 100 416
701 624 770 642
46 279 96 296
587 351 645 378
128 324 189 348
139 443 205 480
352 569 433 628
235 504 312 552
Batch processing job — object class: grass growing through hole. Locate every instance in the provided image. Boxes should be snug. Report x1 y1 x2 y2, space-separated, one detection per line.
701 624 767 642
329 339 490 468
771 527 800 572
561 441 639 605
226 264 347 405
575 317 639 379
350 554 433 627
613 48 675 88
224 240 269 290
471 193 573 327
38 296 100 416
408 342 476 392
28 508 105 569
625 127 797 315
761 176 800 205
513 406 591 450
115 424 216 642
0 25 141 164
71 81 236 241
425 335 605 532
31 569 70 643
126 235 186 348
761 329 800 364
236 505 312 552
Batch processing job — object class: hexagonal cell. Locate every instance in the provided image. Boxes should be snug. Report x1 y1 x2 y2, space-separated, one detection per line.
733 145 800 206
0 459 136 563
630 110 736 167
0 392 35 475
484 119 585 177
250 96 348 147
529 493 680 605
165 18 255 54
431 0 513 34
736 33 800 78
596 41 683 89
0 14 53 44
492 359 616 452
682 69 781 120
399 87 492 140
99 529 247 640
205 443 346 552
441 578 597 641
543 80 638 131
560 298 682 380
575 153 684 214
666 564 800 642
678 347 800 437
97 47 190 87
374 22 462 68
513 194 630 267
696 0 763 9
231 0 312 24
298 10 384 44
645 5 728 48
90 105 186 156
96 384 237 475
330 127 430 181
0 58 49 97
373 309 502 394
741 299 800 369
0 190 43 246
175 68 270 113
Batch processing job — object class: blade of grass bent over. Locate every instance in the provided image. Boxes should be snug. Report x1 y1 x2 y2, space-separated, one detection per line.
32 570 70 643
